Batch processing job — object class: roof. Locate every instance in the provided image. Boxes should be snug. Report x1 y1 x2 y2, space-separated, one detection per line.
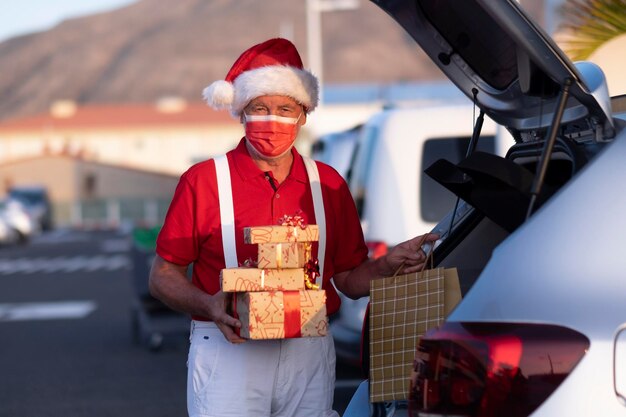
0 101 238 133
0 153 180 179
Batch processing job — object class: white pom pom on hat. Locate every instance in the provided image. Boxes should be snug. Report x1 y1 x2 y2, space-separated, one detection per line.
202 80 234 110
202 38 319 117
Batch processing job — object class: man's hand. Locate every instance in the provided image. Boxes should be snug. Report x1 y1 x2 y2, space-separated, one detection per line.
148 256 247 344
206 291 246 344
382 233 440 275
333 232 441 299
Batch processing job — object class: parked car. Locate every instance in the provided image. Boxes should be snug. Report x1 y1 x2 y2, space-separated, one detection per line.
344 0 625 416
8 185 53 231
349 104 513 247
0 215 21 246
310 124 362 182
0 198 39 243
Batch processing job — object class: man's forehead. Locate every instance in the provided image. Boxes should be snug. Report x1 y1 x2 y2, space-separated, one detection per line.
247 95 300 107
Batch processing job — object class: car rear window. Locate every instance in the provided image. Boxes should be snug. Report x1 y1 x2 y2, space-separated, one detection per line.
9 190 46 205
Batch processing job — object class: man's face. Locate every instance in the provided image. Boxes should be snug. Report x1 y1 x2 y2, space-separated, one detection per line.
242 95 306 125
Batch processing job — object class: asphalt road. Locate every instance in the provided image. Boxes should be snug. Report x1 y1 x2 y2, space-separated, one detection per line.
0 229 363 417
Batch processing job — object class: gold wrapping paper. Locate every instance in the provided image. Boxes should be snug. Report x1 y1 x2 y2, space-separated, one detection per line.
257 242 311 269
244 225 319 244
235 290 328 339
220 267 306 292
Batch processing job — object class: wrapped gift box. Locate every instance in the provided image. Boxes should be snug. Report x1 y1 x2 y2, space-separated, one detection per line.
234 290 327 339
221 267 305 292
244 224 319 244
257 242 311 269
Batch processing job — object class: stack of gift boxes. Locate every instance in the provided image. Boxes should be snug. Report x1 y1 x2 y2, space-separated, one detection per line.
220 223 328 340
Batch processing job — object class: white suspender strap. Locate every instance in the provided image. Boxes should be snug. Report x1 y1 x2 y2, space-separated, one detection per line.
303 156 326 288
214 155 238 268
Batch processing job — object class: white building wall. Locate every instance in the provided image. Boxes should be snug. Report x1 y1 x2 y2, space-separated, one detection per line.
0 124 244 176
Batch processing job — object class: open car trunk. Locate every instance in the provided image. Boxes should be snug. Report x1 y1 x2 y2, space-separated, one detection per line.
428 132 599 295
369 0 616 295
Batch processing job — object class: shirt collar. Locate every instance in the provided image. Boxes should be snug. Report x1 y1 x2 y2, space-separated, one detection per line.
231 138 308 184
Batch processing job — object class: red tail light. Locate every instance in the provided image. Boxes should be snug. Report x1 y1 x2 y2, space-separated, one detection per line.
409 322 589 417
366 241 388 259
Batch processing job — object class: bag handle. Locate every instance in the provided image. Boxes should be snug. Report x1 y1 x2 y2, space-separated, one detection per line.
392 234 434 277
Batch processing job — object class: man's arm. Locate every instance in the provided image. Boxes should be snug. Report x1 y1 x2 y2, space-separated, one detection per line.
333 233 439 299
149 255 245 343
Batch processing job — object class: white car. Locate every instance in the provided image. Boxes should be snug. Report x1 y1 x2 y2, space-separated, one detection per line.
0 198 39 244
8 185 53 231
0 216 20 246
344 1 626 416
310 125 361 181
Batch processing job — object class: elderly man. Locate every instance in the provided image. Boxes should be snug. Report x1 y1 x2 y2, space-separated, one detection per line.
149 38 437 417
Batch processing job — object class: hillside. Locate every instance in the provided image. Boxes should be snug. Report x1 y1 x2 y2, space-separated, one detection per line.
0 0 448 122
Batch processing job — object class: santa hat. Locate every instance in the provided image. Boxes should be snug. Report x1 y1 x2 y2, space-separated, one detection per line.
203 38 319 116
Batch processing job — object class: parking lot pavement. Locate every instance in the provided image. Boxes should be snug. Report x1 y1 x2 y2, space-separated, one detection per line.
0 229 364 416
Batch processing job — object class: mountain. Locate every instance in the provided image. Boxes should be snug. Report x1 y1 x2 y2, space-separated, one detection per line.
0 0 448 122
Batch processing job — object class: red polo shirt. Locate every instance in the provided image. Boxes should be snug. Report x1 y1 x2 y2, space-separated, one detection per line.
156 138 368 320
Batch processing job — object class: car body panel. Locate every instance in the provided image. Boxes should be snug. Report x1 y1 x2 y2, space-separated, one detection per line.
0 216 20 245
0 198 39 241
532 339 625 415
310 125 361 181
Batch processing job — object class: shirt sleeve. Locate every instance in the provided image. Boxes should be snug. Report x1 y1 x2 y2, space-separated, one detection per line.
156 173 199 266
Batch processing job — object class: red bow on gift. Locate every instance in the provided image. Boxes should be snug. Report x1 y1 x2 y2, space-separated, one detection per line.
304 258 320 290
278 212 307 229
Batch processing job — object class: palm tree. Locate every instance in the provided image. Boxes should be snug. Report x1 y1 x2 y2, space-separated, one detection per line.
558 0 626 60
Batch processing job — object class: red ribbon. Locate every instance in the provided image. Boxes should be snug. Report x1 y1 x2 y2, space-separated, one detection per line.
282 291 302 338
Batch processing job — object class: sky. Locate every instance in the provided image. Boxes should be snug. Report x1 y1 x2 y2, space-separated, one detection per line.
0 0 137 43
0 0 568 44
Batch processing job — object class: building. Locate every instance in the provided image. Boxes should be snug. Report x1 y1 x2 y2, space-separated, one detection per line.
0 154 180 229
0 99 245 227
0 98 243 176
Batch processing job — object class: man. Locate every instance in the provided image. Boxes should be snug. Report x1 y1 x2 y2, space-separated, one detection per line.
150 38 438 417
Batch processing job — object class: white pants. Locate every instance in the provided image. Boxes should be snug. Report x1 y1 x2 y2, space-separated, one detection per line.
187 321 339 417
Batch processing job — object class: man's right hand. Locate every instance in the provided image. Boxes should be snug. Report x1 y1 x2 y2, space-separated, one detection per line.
206 290 246 344
149 255 246 344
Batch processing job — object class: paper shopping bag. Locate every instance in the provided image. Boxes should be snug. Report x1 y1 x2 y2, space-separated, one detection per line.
369 266 462 403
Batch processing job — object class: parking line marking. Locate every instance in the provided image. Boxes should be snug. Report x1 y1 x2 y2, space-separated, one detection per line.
0 255 131 275
0 301 97 322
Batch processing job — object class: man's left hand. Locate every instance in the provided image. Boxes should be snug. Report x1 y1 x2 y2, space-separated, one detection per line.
383 233 440 275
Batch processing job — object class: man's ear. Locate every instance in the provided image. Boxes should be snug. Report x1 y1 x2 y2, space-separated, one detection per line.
299 109 307 126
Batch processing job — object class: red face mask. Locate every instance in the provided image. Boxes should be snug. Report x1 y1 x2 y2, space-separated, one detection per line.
244 113 302 158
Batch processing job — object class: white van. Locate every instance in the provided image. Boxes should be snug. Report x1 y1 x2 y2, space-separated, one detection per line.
331 103 514 365
350 103 513 248
309 124 362 181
